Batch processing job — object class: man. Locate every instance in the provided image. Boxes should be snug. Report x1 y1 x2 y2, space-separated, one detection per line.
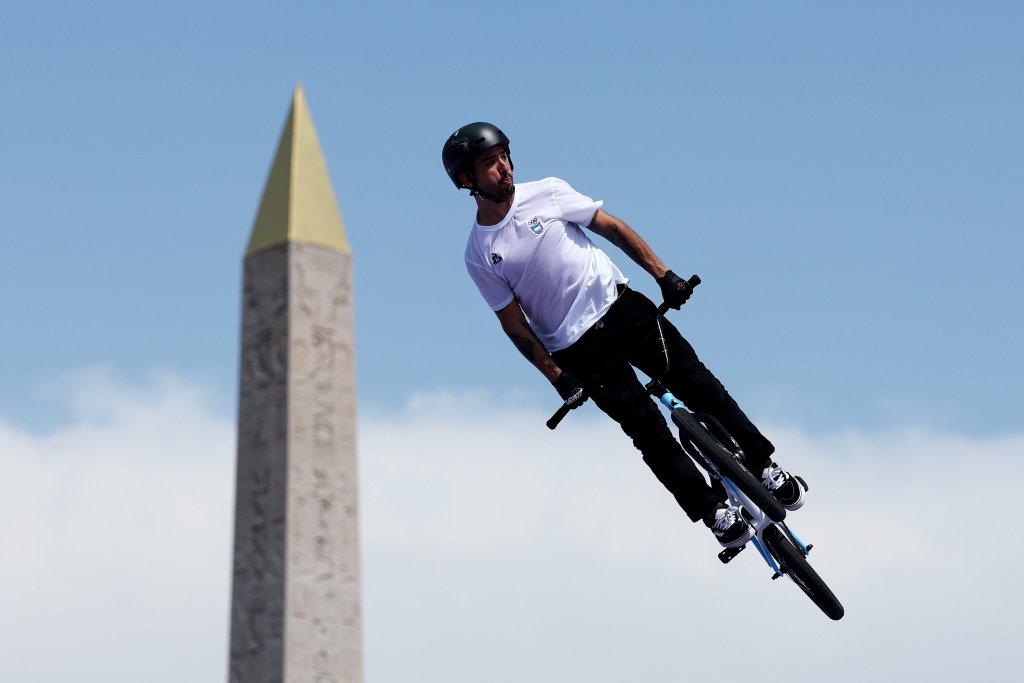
443 122 807 548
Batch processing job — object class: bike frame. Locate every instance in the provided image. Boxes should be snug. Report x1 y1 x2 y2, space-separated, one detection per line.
653 387 811 577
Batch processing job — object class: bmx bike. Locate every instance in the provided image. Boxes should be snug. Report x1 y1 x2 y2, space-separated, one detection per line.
547 275 844 620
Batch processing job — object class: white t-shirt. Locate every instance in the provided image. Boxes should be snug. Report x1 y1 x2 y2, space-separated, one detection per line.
464 177 628 352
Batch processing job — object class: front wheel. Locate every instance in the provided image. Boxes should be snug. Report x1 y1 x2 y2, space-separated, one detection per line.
762 525 844 620
670 408 788 522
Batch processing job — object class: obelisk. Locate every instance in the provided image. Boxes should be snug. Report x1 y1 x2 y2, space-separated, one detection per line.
228 85 362 683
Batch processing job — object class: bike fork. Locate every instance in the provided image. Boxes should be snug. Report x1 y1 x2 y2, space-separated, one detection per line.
717 476 814 579
750 536 783 579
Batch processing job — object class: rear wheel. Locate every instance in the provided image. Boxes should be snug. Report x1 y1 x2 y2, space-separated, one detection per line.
762 525 844 620
671 408 788 522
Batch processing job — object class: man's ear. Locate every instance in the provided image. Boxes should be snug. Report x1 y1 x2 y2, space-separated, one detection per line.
456 171 472 189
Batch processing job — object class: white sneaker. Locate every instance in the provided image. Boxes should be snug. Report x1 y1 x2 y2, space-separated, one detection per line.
706 505 755 548
761 462 808 511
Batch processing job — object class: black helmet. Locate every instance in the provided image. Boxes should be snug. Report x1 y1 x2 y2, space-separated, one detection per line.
442 122 513 190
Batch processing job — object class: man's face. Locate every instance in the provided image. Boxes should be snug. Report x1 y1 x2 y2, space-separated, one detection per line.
467 145 514 200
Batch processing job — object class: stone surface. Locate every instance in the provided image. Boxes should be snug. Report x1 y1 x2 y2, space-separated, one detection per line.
284 243 360 683
229 243 362 683
230 245 290 683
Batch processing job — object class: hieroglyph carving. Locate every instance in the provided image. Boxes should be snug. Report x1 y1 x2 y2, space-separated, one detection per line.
286 243 361 683
228 243 362 683
230 246 290 683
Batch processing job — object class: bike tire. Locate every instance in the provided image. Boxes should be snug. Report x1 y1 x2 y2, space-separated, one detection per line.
670 408 788 522
762 525 844 620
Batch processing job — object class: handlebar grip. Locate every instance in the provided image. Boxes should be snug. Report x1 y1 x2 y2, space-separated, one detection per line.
657 274 701 315
546 402 571 430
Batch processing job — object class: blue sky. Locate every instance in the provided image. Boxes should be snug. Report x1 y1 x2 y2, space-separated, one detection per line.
2 0 1021 436
1 2 1023 681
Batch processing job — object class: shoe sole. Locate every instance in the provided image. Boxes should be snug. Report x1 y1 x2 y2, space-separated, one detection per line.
717 524 755 549
779 476 808 511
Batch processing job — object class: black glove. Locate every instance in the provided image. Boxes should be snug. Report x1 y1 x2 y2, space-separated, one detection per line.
553 371 589 410
657 269 693 309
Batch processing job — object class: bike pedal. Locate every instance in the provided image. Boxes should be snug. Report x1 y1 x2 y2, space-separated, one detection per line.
718 544 746 564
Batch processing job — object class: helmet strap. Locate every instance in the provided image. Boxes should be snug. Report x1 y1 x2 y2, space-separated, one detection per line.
469 181 513 203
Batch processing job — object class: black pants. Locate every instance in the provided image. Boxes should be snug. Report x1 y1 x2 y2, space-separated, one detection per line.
552 287 776 522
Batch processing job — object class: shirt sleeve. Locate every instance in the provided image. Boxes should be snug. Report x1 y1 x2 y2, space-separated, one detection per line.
550 177 604 228
466 260 515 312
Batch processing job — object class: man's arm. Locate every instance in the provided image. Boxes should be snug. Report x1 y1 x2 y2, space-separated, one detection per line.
494 298 562 383
586 209 669 279
586 208 694 309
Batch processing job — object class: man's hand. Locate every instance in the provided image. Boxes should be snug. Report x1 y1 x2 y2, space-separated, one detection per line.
554 371 589 410
657 269 693 309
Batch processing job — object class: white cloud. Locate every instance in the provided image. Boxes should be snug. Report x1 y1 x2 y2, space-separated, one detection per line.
361 394 1024 683
0 370 235 681
1 377 1021 682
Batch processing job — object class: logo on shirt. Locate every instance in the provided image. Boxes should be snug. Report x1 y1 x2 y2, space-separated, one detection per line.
527 216 545 235
491 253 503 265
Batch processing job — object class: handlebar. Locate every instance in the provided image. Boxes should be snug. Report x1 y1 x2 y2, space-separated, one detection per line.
546 402 572 430
546 274 701 430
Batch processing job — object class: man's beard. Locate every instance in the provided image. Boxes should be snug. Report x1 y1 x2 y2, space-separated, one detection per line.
471 172 515 202
490 174 515 201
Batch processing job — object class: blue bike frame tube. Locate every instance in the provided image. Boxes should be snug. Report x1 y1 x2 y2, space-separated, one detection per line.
784 525 810 554
752 537 780 573
659 392 684 411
